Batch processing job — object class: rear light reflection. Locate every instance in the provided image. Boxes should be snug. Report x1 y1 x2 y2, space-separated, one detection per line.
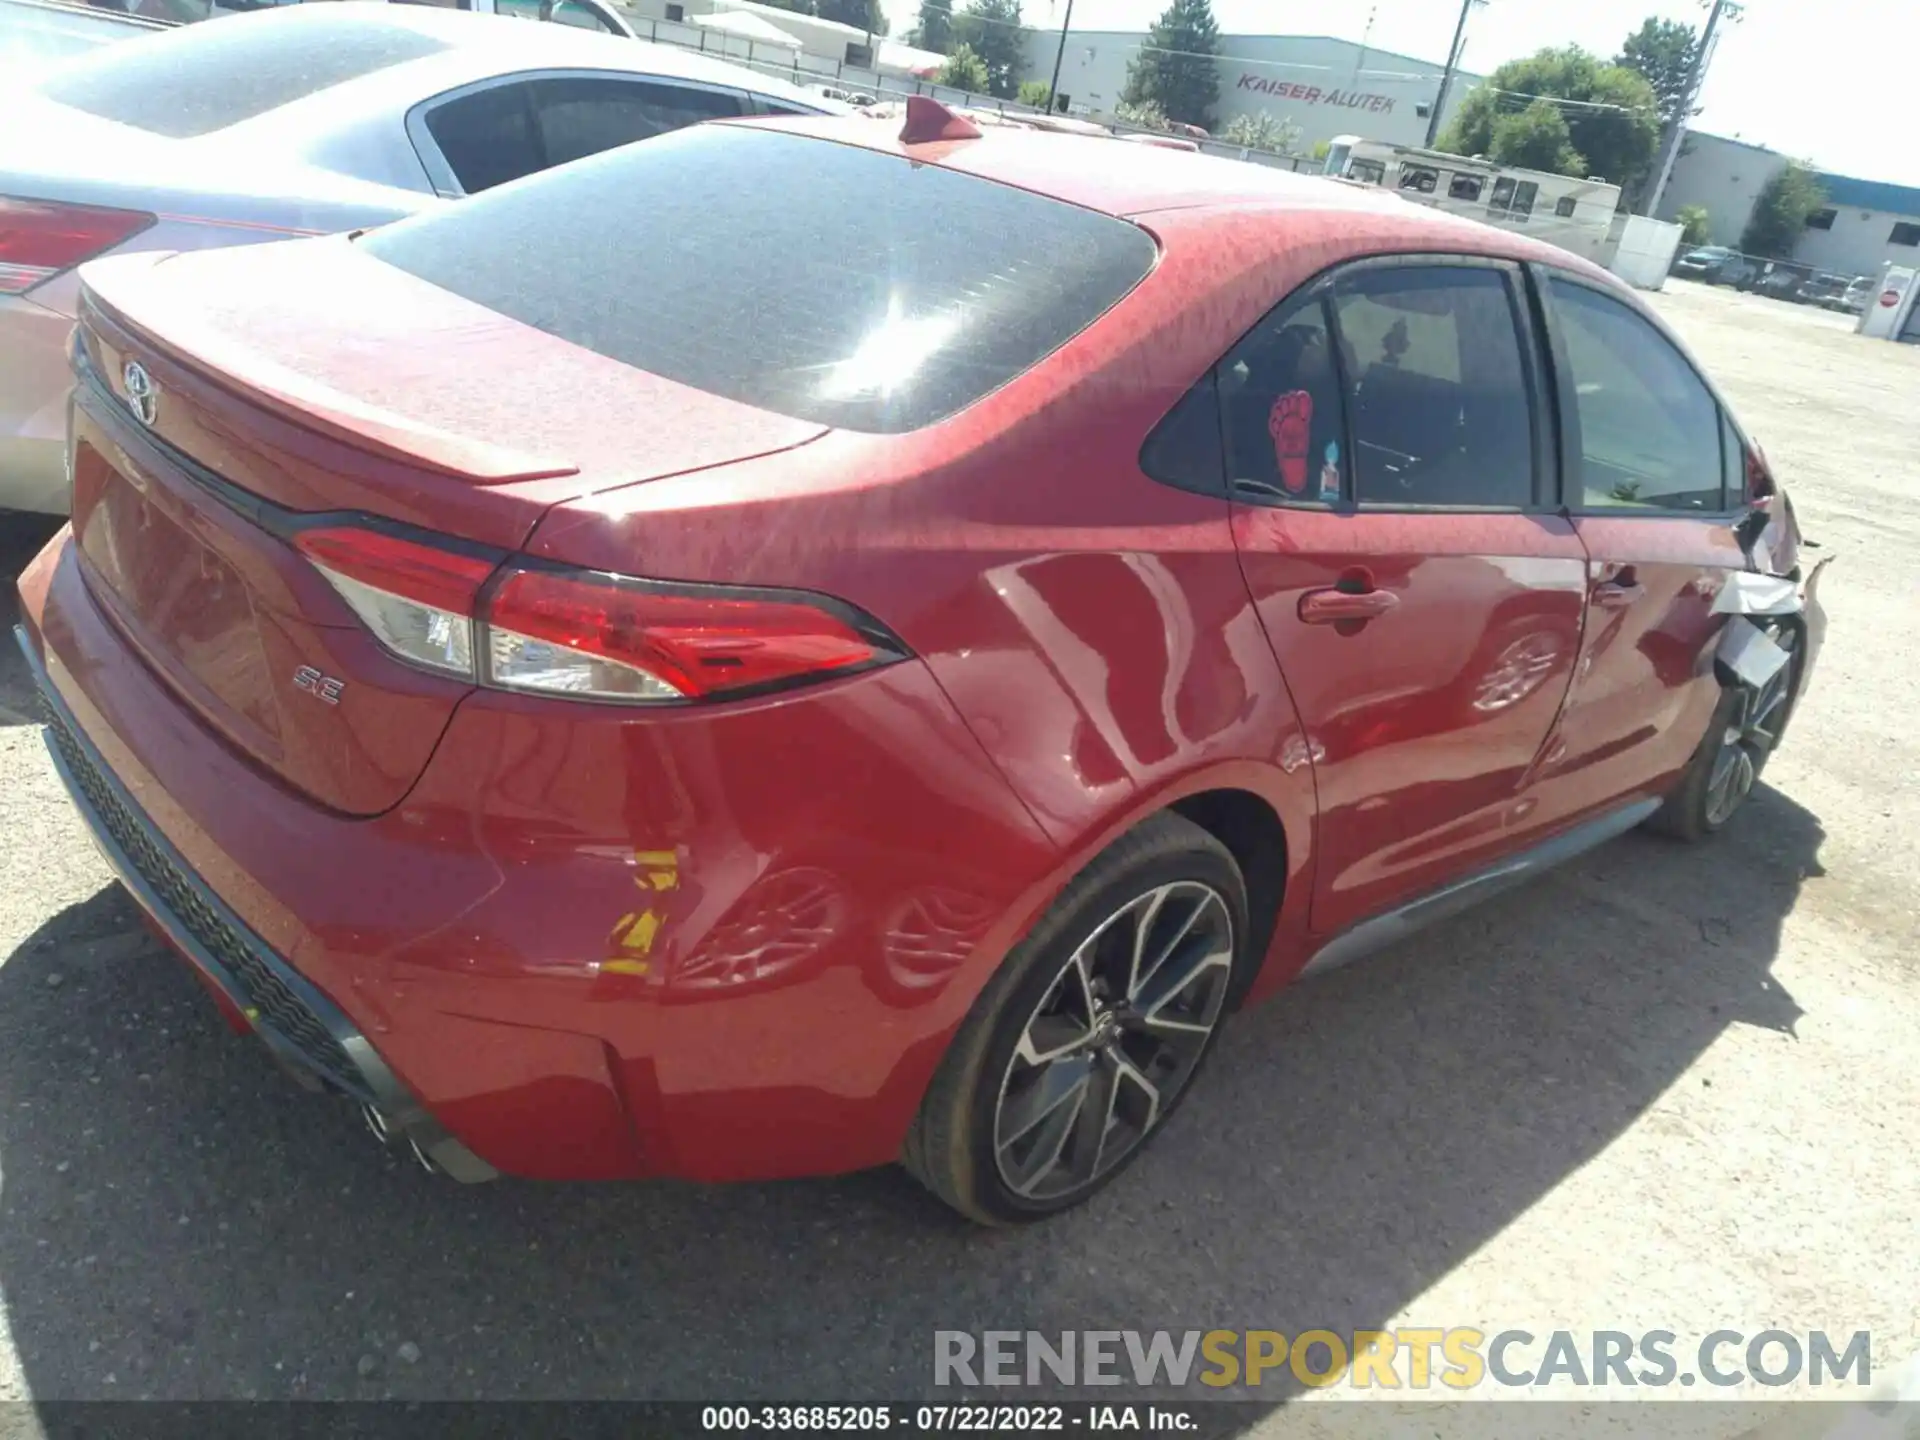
292 524 905 703
0 196 155 296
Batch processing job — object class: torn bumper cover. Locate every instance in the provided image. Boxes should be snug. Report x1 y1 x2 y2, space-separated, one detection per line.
1712 556 1832 734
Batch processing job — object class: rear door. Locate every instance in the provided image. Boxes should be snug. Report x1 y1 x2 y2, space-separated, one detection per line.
1522 267 1748 823
1223 257 1588 937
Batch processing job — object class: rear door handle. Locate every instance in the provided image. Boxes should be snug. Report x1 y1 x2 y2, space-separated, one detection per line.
1299 586 1399 624
1593 580 1644 609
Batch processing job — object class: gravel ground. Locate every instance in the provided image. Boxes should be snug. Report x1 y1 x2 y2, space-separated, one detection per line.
0 280 1915 1428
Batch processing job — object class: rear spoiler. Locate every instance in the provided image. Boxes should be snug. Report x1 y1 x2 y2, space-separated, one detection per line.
77 251 579 486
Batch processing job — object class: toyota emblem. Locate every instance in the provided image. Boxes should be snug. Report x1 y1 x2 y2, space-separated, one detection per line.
122 360 157 427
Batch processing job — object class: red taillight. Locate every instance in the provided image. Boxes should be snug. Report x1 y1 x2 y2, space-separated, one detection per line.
0 196 154 296
1744 441 1776 502
485 566 890 702
291 524 902 702
294 526 498 678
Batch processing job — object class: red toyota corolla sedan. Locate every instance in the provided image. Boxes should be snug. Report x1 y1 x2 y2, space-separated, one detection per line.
14 102 1826 1222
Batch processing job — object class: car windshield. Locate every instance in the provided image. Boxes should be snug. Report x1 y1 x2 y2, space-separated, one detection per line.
37 9 447 137
359 124 1159 433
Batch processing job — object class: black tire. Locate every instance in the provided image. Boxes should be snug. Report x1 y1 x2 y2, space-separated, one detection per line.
902 812 1248 1225
1647 623 1801 842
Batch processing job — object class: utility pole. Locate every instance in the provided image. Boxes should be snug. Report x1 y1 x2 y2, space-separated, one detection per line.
1046 0 1076 114
1642 0 1741 216
1423 0 1475 147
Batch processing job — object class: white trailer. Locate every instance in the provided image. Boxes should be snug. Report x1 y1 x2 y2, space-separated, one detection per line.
1323 136 1622 264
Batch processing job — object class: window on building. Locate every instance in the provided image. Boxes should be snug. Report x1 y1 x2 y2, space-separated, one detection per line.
1891 222 1920 247
844 42 873 67
1805 208 1836 230
1398 164 1439 194
1447 172 1483 202
1547 276 1725 513
665 2 684 17
1330 267 1535 508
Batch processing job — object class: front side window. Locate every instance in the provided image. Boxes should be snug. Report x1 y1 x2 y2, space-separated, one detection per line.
1547 275 1725 512
1488 176 1516 216
1332 267 1535 508
1509 180 1538 221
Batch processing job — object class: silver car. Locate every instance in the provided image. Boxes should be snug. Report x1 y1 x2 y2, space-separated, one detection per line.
0 2 840 513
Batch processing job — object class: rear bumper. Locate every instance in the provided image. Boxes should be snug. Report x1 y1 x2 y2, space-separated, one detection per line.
17 622 496 1181
17 530 1060 1183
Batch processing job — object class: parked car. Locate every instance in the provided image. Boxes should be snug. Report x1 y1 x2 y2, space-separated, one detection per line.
15 104 1826 1222
1796 272 1851 308
1739 259 1811 300
1671 244 1736 280
1834 276 1875 314
0 3 842 515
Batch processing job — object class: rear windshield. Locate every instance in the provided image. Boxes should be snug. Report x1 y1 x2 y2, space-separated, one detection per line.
40 12 447 138
359 124 1158 433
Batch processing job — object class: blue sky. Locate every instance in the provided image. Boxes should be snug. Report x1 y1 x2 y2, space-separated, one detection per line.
894 0 1920 189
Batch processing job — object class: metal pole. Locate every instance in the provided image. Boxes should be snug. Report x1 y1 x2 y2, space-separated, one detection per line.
1047 0 1076 114
1642 0 1728 217
1424 0 1474 147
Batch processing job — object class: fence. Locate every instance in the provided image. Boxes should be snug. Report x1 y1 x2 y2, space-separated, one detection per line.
1668 246 1876 311
612 9 1314 174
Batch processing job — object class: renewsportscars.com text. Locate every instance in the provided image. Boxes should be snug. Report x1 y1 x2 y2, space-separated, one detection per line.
933 1329 1873 1390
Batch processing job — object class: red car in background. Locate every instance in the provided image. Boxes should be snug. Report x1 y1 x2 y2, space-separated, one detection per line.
14 102 1825 1223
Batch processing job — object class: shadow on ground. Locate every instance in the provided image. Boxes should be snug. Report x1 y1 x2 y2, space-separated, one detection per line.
0 748 1824 1406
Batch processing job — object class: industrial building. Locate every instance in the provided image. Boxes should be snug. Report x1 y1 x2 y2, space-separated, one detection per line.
1018 29 1479 149
1654 131 1920 279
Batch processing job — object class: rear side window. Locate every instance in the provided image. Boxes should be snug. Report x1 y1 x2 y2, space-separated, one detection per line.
533 77 743 168
424 84 543 195
361 125 1157 433
1333 267 1535 507
40 14 446 138
1216 295 1349 505
1547 276 1725 511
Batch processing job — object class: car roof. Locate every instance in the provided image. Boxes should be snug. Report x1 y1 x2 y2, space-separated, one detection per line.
33 3 838 134
738 115 1618 272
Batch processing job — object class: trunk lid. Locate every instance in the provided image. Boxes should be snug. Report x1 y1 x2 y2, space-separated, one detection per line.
69 239 827 815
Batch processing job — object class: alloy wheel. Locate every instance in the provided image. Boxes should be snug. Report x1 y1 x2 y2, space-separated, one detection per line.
991 881 1234 1202
1705 626 1798 827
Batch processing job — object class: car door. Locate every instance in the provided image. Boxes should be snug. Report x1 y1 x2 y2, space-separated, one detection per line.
1522 267 1749 823
1222 257 1589 937
407 71 748 197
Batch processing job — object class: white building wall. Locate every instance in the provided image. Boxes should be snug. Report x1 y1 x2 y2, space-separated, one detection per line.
1795 209 1920 280
1654 131 1784 248
1019 30 1478 150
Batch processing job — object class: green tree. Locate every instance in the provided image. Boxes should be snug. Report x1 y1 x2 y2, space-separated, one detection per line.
817 0 886 31
951 0 1023 99
938 43 991 92
1017 79 1052 109
1740 162 1826 259
913 0 952 52
1120 0 1220 130
1488 100 1586 176
1439 47 1660 187
1616 17 1699 133
1677 203 1711 245
1222 111 1299 155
